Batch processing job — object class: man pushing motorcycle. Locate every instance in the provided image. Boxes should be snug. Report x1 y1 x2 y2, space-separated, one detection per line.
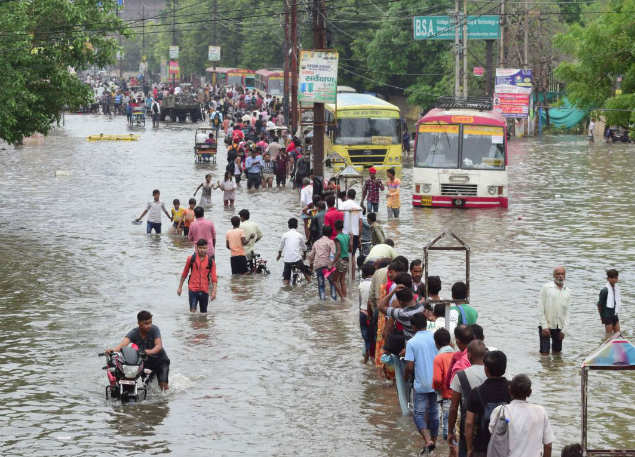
105 310 170 391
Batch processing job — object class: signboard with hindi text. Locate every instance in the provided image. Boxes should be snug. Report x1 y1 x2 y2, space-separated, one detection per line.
169 46 179 59
298 50 339 104
208 46 221 61
413 15 500 40
494 68 533 118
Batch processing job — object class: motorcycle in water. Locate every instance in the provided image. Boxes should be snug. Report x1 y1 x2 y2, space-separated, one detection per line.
99 344 153 402
248 252 271 275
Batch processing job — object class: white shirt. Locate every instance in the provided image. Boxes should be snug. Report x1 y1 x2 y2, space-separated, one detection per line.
489 400 554 457
359 279 372 311
146 200 167 224
279 229 306 263
367 244 396 260
538 281 570 331
300 185 313 208
340 199 362 235
240 220 262 256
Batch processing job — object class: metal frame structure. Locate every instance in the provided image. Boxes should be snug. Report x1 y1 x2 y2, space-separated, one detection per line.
423 231 470 329
581 337 635 457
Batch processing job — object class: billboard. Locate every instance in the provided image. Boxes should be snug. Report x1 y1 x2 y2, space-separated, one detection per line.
169 45 179 59
494 68 533 118
298 50 339 104
168 60 180 80
208 46 221 61
413 15 500 40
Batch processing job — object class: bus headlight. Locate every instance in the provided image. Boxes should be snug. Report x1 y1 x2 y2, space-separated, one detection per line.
422 183 431 193
488 186 497 195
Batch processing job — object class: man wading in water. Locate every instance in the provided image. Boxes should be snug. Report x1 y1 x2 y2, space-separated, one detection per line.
538 266 570 355
106 310 170 391
597 269 622 337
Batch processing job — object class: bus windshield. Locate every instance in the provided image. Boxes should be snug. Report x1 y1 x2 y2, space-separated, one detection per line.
335 117 400 145
244 76 255 87
227 75 242 87
268 78 283 95
415 125 459 168
461 126 505 169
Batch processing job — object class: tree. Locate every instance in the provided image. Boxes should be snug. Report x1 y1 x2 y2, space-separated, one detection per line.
0 0 126 144
554 0 634 126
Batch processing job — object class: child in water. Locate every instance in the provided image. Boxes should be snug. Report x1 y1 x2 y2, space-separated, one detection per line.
171 199 185 235
217 171 237 209
182 198 196 237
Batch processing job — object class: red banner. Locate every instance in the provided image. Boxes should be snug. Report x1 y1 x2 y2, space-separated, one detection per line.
168 60 180 79
494 93 529 116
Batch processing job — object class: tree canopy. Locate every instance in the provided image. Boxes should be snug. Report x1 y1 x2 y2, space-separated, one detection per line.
0 0 125 144
555 0 634 126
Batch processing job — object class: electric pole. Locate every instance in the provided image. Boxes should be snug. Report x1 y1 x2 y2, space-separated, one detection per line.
211 0 217 87
463 0 468 97
499 0 505 66
172 0 177 90
454 0 460 97
290 0 298 135
312 0 326 177
283 1 290 126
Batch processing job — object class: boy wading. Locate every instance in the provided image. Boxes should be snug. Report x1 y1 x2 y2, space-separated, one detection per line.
597 269 621 337
177 239 217 313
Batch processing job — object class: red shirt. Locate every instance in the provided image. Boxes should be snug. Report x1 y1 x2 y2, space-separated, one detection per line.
324 207 344 240
181 254 217 292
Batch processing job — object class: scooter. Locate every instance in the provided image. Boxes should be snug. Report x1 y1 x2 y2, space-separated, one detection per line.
99 344 153 402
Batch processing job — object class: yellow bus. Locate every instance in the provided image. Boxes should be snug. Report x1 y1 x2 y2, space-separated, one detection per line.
325 93 402 173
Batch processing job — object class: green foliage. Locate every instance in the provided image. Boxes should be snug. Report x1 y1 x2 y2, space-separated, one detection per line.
554 0 634 124
0 0 126 144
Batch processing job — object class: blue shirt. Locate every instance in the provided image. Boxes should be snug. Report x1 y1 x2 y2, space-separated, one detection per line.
404 330 438 393
245 155 264 173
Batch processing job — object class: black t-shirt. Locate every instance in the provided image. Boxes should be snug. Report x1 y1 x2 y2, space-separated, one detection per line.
126 325 168 360
466 377 510 452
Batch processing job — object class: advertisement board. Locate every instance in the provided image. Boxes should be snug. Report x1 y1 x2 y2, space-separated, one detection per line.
169 45 179 59
208 46 221 61
168 60 180 80
494 68 532 118
298 50 339 104
413 15 500 40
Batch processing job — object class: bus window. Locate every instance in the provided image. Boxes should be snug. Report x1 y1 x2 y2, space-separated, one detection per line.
461 126 505 169
335 118 400 145
415 124 459 168
245 76 255 88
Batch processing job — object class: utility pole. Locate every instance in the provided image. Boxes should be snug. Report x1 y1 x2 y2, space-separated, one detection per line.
142 2 148 94
485 40 494 96
454 0 460 97
290 0 298 135
116 2 122 80
312 0 326 177
171 0 177 90
499 0 505 66
211 0 217 87
463 0 468 97
523 0 529 68
283 1 290 126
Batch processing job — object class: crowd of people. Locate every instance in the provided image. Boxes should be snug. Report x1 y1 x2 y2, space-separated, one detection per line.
111 82 625 457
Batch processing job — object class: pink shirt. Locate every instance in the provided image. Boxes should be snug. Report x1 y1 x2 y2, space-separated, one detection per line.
188 218 217 257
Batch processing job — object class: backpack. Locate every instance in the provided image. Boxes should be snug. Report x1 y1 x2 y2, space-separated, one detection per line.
152 103 159 114
487 405 510 457
212 112 220 126
456 370 472 436
475 385 509 445
188 252 214 282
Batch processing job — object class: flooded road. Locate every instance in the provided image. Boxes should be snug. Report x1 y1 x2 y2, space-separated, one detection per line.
1 115 634 456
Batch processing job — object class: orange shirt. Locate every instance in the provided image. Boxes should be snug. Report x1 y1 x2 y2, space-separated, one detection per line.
226 228 246 256
433 350 455 399
183 208 195 227
181 254 217 293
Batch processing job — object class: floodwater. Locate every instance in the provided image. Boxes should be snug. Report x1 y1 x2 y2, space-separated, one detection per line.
0 115 633 456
